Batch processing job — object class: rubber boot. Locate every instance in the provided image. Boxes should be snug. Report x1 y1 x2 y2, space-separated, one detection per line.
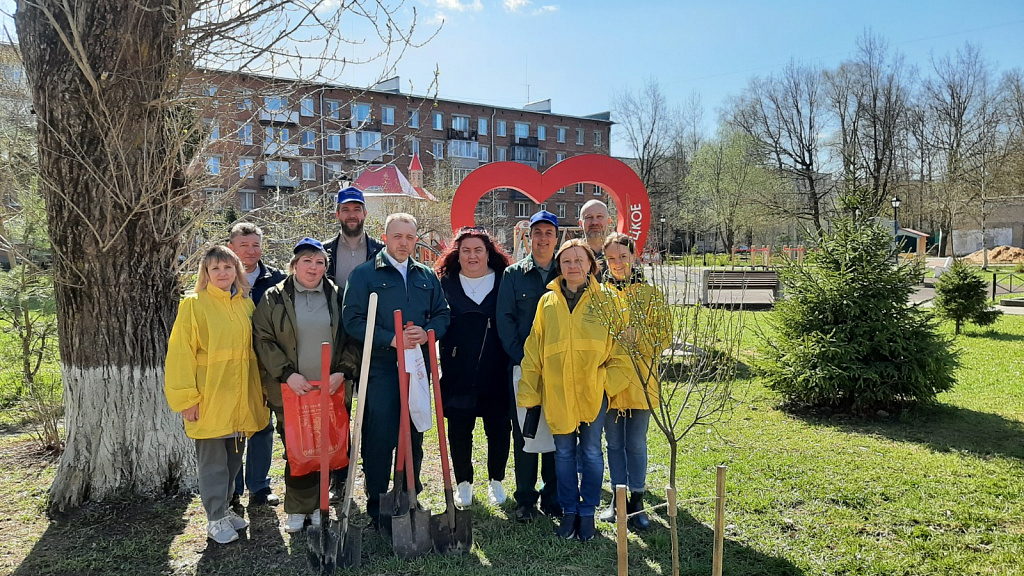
627 491 651 531
598 493 616 522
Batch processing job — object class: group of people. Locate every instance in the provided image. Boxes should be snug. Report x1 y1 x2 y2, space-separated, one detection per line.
164 185 668 547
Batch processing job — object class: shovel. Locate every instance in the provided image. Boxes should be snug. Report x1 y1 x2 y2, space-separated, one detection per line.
378 313 412 537
391 311 433 559
306 342 342 575
426 329 473 554
334 292 378 569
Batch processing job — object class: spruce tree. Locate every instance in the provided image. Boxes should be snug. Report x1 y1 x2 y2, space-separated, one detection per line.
933 259 1001 335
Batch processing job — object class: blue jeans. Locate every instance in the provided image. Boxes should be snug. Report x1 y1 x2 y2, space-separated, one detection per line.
552 397 607 517
234 415 275 495
604 409 650 493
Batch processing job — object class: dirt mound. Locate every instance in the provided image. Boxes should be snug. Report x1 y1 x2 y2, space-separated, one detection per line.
964 245 1024 264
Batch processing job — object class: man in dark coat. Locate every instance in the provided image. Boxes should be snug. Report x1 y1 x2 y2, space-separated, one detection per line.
324 186 384 287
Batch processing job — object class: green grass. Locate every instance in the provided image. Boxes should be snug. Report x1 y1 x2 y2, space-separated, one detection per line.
2 315 1023 575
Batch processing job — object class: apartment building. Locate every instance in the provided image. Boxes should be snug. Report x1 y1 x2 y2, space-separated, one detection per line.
193 70 614 239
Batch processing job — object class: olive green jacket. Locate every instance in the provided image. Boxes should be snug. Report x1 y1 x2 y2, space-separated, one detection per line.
252 276 361 408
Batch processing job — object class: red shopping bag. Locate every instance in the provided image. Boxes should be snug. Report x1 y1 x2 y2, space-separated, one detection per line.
281 384 350 477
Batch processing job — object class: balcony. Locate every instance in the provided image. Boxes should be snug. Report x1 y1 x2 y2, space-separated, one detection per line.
349 117 382 132
447 128 478 141
260 173 299 188
259 109 300 124
263 142 301 157
510 143 539 167
514 136 539 147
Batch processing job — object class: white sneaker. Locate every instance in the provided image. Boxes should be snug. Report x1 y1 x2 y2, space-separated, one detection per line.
284 513 306 533
207 516 239 544
454 481 473 509
225 509 248 530
310 509 322 528
487 479 507 505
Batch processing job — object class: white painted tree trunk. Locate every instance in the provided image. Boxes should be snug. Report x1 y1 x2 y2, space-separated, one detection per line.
50 367 196 511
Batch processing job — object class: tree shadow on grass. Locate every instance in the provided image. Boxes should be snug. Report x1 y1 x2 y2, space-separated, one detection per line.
194 501 294 575
792 404 1024 461
12 495 191 576
961 329 1024 342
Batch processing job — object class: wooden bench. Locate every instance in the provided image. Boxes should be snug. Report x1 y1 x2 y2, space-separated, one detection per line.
699 270 780 307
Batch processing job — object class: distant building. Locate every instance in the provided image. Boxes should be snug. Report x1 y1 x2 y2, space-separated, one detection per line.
192 70 614 241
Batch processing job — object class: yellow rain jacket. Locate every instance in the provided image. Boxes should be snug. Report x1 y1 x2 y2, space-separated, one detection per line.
164 284 269 440
517 276 632 435
603 278 672 412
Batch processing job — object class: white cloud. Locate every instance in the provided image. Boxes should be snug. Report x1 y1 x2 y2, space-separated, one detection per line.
504 0 530 12
427 11 447 26
532 4 558 15
438 0 483 12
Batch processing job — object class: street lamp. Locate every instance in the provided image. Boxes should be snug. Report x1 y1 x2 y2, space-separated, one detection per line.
659 216 667 253
890 195 901 236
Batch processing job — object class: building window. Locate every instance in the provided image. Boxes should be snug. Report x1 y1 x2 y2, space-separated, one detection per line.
239 189 255 212
537 125 546 141
516 202 530 218
556 152 566 163
266 160 289 176
381 106 395 126
593 185 603 196
409 137 420 155
514 122 529 140
237 89 252 111
264 96 287 112
557 185 565 194
594 131 603 147
299 130 314 149
239 157 254 179
206 156 221 175
538 151 547 166
351 103 372 125
300 98 315 117
433 111 443 131
478 146 489 162
266 126 290 143
384 136 396 155
556 127 566 143
576 128 584 145
432 140 444 160
478 118 488 136
576 183 585 195
206 119 221 141
327 162 343 180
448 140 479 159
453 168 472 185
409 109 419 128
238 123 253 145
327 133 341 151
496 147 507 162
496 120 506 137
451 115 470 132
302 162 316 181
557 203 566 218
325 100 341 120
347 131 381 151
576 203 584 219
496 201 508 217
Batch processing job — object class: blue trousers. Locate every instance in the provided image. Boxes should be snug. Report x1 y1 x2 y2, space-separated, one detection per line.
552 397 607 517
604 409 650 493
234 415 275 495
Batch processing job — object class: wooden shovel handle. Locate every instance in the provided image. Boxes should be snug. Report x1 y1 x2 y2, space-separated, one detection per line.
427 330 453 491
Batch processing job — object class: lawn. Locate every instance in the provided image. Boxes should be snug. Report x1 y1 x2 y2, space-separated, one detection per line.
1 314 1022 575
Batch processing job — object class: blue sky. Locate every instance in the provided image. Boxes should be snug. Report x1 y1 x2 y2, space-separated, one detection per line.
335 0 1024 156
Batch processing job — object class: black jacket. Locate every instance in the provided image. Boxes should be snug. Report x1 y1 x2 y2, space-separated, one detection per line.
438 273 510 419
323 231 384 282
251 261 286 305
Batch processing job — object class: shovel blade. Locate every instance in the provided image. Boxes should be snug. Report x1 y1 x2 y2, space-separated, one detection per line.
392 506 433 559
337 520 361 569
378 487 409 537
306 517 342 575
429 507 473 555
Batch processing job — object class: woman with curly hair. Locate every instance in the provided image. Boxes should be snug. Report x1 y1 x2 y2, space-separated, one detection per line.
434 227 513 508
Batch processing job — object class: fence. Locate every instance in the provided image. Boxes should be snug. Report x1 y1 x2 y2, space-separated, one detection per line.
991 272 1024 301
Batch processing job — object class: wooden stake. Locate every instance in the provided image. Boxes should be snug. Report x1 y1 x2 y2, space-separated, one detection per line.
667 485 678 576
616 485 628 576
712 465 727 576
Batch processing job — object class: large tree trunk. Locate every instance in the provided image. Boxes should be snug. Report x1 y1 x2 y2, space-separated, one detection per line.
16 1 196 511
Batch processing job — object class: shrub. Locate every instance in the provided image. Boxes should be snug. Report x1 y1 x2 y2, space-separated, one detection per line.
757 220 959 413
933 259 1001 335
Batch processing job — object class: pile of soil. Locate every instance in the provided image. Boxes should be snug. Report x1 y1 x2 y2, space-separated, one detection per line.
964 245 1024 264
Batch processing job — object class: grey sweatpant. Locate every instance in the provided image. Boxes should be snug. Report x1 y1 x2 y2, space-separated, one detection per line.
195 437 246 521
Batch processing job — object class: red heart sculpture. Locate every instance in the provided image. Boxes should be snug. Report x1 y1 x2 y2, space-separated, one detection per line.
449 154 652 251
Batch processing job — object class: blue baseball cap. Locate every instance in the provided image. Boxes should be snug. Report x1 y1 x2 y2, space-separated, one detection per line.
337 186 366 205
293 237 325 254
529 210 558 229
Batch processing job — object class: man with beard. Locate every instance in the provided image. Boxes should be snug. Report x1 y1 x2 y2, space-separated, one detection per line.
324 186 384 290
578 200 610 264
322 185 383 500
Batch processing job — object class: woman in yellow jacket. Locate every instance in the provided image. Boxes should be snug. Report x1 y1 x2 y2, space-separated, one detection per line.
598 233 671 531
517 239 631 541
165 245 270 545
